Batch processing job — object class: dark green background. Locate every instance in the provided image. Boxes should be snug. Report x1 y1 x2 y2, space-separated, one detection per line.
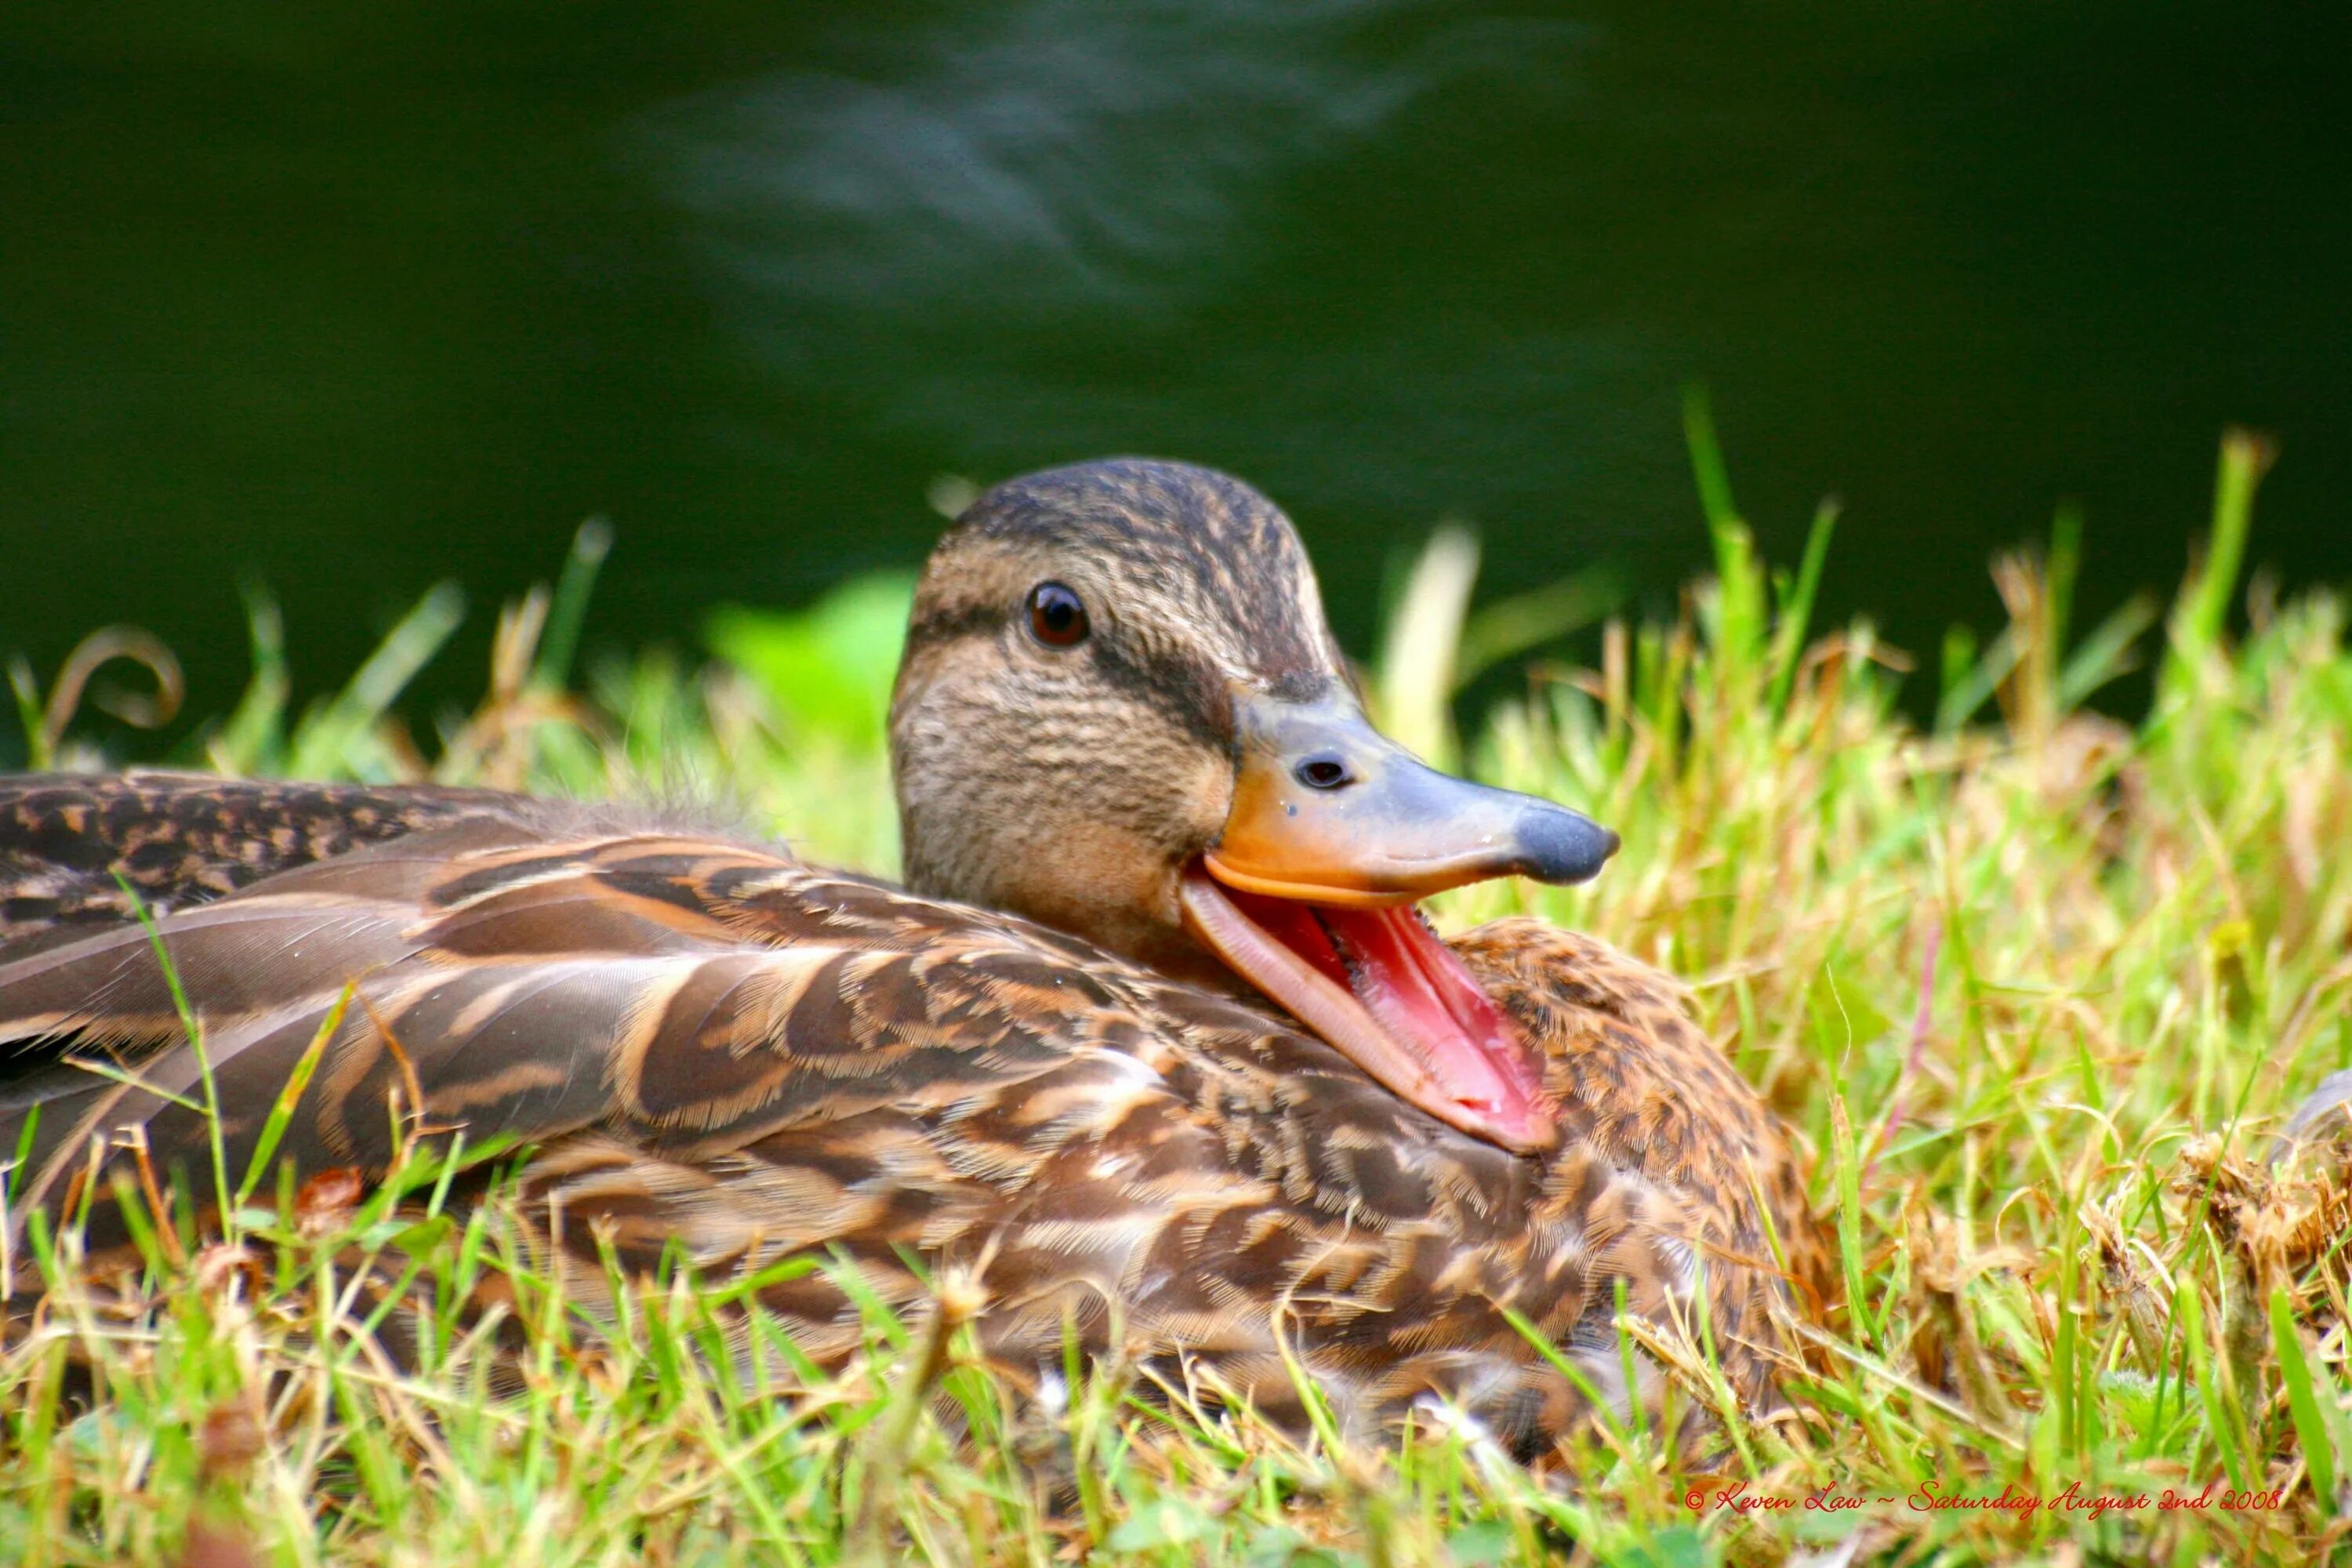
5 1 2347 731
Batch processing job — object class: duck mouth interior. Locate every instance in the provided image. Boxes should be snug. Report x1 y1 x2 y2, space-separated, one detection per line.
1176 866 1553 1152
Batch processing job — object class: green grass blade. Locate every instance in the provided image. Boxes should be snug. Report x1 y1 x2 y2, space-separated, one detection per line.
1766 496 1839 713
210 578 291 773
287 580 465 777
234 983 352 1208
112 873 230 1224
7 654 50 770
532 515 614 693
2269 1287 2339 1504
2045 503 2083 677
1454 566 1625 691
2179 429 2274 655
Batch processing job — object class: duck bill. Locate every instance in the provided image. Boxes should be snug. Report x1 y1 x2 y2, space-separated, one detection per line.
1179 693 1619 1154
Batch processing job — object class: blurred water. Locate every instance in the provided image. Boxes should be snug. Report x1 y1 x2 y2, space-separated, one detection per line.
652 1 1500 319
2 0 2346 744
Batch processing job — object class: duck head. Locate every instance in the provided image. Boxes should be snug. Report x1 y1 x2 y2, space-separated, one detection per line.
890 459 1617 1153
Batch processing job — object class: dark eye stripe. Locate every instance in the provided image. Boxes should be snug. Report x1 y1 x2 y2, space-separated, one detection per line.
902 600 1007 652
1085 636 1232 750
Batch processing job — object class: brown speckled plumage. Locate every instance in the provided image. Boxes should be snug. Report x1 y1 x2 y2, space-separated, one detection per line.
0 775 510 947
0 461 1827 1454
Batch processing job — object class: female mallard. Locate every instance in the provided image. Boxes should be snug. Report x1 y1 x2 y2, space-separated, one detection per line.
0 459 1825 1452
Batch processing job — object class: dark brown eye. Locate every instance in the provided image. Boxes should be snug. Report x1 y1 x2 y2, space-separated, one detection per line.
1025 581 1089 648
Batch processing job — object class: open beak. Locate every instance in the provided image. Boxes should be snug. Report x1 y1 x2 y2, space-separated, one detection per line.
1178 691 1618 1154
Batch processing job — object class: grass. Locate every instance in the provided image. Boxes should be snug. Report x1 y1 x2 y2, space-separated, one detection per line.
5 420 2352 1565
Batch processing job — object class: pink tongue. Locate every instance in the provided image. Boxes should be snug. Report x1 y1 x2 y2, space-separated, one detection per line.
1225 889 1545 1124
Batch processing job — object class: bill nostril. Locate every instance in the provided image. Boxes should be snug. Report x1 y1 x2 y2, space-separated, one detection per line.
1294 753 1355 791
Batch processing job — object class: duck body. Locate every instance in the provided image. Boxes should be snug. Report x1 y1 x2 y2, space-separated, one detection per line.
0 461 1825 1453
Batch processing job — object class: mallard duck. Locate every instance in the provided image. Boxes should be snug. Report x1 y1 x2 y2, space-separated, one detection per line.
0 459 1825 1452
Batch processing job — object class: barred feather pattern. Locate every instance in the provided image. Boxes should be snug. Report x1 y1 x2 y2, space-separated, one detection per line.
0 775 1826 1451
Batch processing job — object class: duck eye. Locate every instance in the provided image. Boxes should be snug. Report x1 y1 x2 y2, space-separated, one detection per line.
1025 582 1090 648
1294 753 1355 791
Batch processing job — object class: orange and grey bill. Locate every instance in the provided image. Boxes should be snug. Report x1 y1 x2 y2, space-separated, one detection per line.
1182 691 1618 1153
